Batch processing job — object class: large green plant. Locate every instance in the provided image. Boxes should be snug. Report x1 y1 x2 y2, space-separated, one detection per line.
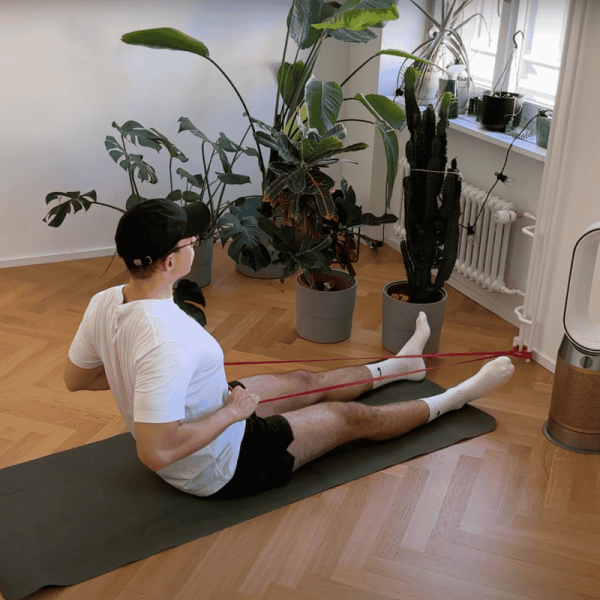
400 66 462 303
117 0 425 284
43 118 273 270
251 96 397 285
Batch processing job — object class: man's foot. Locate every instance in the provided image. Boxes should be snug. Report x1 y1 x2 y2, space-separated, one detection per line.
424 356 515 421
367 312 431 387
393 312 431 382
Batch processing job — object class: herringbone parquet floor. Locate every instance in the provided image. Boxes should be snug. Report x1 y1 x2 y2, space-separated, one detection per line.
1 243 599 600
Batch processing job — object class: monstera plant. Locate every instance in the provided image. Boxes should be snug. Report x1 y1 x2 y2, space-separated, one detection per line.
117 0 425 283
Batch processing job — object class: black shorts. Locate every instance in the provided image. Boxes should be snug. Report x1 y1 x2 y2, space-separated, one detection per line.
209 382 295 500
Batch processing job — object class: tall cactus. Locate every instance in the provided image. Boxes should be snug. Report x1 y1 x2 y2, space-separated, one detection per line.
400 66 462 304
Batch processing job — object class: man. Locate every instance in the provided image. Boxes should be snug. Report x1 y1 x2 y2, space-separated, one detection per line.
65 199 515 499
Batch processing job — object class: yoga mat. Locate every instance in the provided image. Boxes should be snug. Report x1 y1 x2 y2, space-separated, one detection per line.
0 379 495 600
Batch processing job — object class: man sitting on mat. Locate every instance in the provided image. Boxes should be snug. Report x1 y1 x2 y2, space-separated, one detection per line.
65 199 515 500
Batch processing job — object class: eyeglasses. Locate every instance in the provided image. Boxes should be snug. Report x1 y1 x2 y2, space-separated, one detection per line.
176 236 201 251
161 236 200 262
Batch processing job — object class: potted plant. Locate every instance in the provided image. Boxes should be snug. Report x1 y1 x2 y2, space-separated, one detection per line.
119 0 419 342
254 113 397 343
479 90 525 132
383 66 461 354
478 31 525 132
395 0 486 107
536 109 553 148
43 119 269 288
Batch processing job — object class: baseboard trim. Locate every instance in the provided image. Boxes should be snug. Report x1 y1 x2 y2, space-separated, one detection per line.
0 247 117 269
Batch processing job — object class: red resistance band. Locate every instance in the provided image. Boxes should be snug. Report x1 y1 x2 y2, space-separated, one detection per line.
225 346 532 405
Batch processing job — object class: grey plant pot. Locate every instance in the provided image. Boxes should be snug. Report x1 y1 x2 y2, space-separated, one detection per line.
295 270 357 344
382 281 448 355
184 237 213 288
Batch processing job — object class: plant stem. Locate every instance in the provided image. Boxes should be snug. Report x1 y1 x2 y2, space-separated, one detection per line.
273 28 291 132
121 133 141 200
91 201 127 213
281 36 324 128
205 56 266 176
202 144 218 235
336 118 376 126
339 54 377 87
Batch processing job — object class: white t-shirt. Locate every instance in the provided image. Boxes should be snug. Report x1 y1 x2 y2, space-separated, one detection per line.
68 284 245 497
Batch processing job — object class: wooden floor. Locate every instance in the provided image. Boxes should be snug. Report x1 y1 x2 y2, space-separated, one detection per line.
1 243 599 600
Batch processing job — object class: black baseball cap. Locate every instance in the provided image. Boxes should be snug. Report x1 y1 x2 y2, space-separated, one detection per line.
115 199 211 267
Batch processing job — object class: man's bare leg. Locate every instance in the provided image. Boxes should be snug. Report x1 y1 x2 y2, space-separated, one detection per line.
284 356 515 470
242 312 432 418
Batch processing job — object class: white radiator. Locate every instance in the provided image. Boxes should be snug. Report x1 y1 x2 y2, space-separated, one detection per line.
392 157 521 295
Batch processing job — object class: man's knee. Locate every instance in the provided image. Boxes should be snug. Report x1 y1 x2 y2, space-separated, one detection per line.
292 369 318 393
337 402 372 430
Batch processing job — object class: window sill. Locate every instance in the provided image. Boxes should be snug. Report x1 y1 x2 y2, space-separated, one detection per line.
447 113 547 163
392 98 547 163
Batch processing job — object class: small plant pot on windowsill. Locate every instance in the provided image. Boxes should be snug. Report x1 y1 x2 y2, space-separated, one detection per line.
536 111 552 148
382 281 448 355
479 91 524 132
438 77 469 114
295 270 357 344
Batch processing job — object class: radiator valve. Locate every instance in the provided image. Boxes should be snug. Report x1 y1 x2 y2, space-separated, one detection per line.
494 209 518 225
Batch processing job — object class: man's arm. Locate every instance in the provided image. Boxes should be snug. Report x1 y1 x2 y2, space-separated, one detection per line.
134 386 260 471
82 368 110 391
64 358 110 392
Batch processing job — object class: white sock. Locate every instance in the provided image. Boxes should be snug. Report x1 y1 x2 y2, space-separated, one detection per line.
424 356 515 422
366 312 431 389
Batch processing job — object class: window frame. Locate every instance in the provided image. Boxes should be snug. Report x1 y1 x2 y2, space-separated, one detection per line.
467 0 569 127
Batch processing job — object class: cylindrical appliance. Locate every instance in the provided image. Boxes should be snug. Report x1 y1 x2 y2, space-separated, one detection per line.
544 222 600 453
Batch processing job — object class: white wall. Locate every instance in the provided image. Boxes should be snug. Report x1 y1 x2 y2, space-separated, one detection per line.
0 0 295 266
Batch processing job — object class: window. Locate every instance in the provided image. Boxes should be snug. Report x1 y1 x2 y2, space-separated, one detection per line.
460 0 570 108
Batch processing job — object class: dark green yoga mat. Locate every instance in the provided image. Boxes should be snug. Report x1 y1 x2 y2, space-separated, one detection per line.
0 379 495 600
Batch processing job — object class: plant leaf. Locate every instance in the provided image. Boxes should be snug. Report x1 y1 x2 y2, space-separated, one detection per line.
105 136 126 164
244 113 278 134
257 217 298 252
178 117 231 173
126 194 145 210
218 213 272 272
323 123 347 140
328 26 377 43
149 127 188 162
112 121 162 151
376 49 431 64
42 191 98 227
287 0 324 49
305 76 343 135
312 4 398 31
176 168 203 188
120 153 158 184
216 172 251 185
354 93 406 130
376 124 399 209
255 131 300 163
278 60 309 111
264 165 307 197
305 170 336 218
300 135 343 163
121 28 210 57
